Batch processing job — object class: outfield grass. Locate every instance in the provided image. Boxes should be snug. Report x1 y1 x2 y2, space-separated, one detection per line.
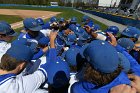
0 15 23 24
0 6 108 30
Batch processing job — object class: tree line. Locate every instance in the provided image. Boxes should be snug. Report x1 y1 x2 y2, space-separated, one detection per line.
0 0 96 8
0 0 63 6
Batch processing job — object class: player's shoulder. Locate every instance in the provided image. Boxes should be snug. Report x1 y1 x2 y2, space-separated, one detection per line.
71 82 88 93
0 41 11 51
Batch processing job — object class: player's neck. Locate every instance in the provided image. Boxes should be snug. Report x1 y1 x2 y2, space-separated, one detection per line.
0 69 17 75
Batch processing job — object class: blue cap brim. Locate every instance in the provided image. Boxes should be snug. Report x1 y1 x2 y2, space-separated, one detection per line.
78 35 87 40
118 52 130 73
80 44 89 58
71 21 77 23
9 32 18 36
29 25 42 31
75 32 81 36
121 32 133 37
66 41 74 46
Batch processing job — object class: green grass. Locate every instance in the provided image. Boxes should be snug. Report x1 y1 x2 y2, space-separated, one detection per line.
0 6 107 30
0 15 23 24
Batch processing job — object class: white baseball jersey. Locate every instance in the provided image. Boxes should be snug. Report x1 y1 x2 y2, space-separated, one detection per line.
68 73 78 93
0 41 11 61
0 70 48 93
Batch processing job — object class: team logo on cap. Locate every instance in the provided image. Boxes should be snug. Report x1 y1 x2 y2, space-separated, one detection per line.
125 28 129 32
134 34 138 37
32 22 37 26
38 20 41 22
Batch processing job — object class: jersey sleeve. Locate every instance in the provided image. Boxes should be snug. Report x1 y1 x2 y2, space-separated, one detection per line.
115 45 140 76
16 70 47 93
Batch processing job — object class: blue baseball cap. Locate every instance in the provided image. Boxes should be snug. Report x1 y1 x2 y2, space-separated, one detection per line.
65 47 80 66
79 44 89 58
121 26 140 38
78 30 91 40
76 27 85 36
11 38 28 46
36 18 44 25
46 57 70 88
93 24 101 31
59 17 65 22
0 21 11 27
42 22 51 29
84 40 119 73
69 24 77 33
38 37 50 46
55 37 65 46
66 34 77 45
6 44 34 62
11 38 38 53
0 23 18 36
82 15 89 22
118 52 130 73
117 38 134 51
55 37 65 54
76 24 81 27
23 18 42 31
105 26 119 35
50 16 57 23
70 17 77 23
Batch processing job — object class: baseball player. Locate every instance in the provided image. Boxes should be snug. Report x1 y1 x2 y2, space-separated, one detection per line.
19 18 44 42
0 31 69 93
120 27 140 64
120 26 140 42
116 37 140 76
80 26 107 42
36 18 45 26
104 26 119 39
64 47 86 93
18 18 49 60
59 17 67 31
82 15 94 27
70 17 77 25
42 16 58 29
71 40 131 93
0 22 17 59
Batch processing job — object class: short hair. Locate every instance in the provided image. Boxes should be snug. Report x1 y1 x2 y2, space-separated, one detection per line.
0 54 25 71
83 63 122 87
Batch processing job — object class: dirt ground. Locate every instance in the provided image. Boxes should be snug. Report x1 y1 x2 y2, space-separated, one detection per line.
0 9 61 29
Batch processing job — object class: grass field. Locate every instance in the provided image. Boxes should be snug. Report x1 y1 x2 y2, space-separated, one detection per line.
0 6 108 30
0 15 23 24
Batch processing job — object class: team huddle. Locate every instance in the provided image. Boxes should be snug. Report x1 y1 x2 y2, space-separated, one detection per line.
0 15 140 93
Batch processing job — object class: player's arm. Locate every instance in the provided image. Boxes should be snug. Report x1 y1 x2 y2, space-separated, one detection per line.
110 84 136 93
17 70 47 93
18 32 58 92
108 33 140 76
84 25 97 38
32 47 48 60
84 25 106 40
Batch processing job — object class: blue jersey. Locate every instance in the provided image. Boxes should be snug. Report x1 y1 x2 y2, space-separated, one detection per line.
115 45 140 76
42 22 51 29
18 32 45 41
71 72 130 93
